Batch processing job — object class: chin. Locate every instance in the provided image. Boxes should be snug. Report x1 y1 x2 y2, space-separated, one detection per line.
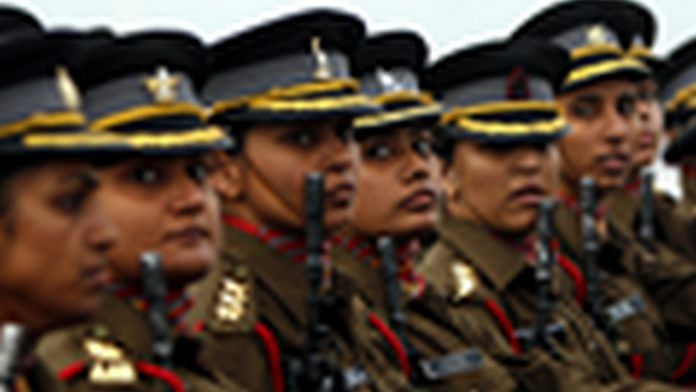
596 175 626 191
324 210 352 233
163 249 216 286
391 215 438 237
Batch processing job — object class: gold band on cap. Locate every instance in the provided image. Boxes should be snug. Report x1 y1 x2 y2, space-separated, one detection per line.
570 43 623 61
373 91 435 106
0 111 85 139
563 57 647 88
210 78 363 117
451 115 567 135
91 103 207 131
442 101 559 125
666 84 696 112
24 126 227 149
354 103 442 129
628 45 654 60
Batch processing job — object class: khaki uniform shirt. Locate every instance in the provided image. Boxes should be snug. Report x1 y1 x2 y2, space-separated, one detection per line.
332 242 517 391
419 216 679 391
37 295 238 392
188 223 411 391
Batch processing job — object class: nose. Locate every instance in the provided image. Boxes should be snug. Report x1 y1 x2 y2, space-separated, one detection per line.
85 204 118 255
635 98 651 128
514 145 544 175
169 172 207 216
400 144 431 184
604 103 632 147
323 129 357 176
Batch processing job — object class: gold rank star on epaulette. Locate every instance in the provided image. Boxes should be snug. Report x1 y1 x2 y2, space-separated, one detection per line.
451 262 477 302
83 330 137 385
210 265 255 333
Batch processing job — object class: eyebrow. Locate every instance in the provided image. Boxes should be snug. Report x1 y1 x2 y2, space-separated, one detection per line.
59 171 99 190
572 94 602 105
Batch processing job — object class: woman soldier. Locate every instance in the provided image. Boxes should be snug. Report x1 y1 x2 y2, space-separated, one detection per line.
36 32 241 391
511 0 696 381
419 40 677 391
0 14 119 392
187 9 411 392
330 31 518 391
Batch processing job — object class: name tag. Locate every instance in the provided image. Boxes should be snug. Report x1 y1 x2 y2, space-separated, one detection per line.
419 348 484 381
343 366 371 390
605 293 646 325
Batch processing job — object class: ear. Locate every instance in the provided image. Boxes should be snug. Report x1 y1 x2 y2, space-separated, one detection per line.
209 151 245 202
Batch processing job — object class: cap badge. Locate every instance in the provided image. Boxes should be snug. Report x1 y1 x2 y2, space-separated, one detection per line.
144 66 181 103
452 262 477 302
506 66 531 100
56 66 81 110
586 24 609 45
311 36 332 81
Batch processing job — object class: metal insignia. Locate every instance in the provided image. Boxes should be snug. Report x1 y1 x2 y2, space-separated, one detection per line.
56 66 81 110
586 24 608 45
311 36 332 81
451 262 477 302
83 338 137 384
214 276 250 324
506 66 531 100
144 66 181 103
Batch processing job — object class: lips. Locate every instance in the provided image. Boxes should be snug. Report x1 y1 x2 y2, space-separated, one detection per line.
400 188 438 211
597 153 629 175
82 263 110 289
508 183 546 206
164 225 211 244
637 131 656 148
326 182 355 208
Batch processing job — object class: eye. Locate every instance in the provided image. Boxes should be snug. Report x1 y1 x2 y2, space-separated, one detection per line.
617 94 637 117
288 130 317 148
187 162 208 184
413 139 434 158
56 191 88 213
336 125 355 143
570 103 598 119
365 143 393 160
131 166 162 185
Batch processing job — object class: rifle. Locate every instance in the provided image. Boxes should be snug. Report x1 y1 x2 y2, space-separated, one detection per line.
0 324 25 392
140 252 174 372
534 199 557 353
377 236 413 365
579 177 603 322
639 171 656 255
300 173 334 391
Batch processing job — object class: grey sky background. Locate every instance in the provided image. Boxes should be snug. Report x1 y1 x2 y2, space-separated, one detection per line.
10 0 696 60
8 0 693 195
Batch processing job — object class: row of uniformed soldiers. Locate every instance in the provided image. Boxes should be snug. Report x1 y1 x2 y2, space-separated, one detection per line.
0 0 694 391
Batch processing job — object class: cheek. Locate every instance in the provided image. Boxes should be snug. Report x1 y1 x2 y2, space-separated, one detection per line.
0 212 84 308
353 164 400 229
99 188 163 273
204 190 222 248
461 162 506 216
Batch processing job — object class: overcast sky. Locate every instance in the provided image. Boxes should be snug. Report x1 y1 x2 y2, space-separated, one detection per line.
10 0 696 60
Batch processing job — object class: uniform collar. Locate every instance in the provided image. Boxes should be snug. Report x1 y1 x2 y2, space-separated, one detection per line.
105 283 195 335
438 215 529 290
332 235 426 299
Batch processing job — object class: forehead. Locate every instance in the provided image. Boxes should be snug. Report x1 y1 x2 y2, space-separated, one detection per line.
561 79 638 103
356 125 433 142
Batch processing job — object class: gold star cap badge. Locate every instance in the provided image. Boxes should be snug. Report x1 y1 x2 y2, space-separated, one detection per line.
586 24 609 45
311 36 332 81
452 262 477 302
56 66 81 110
144 66 181 103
